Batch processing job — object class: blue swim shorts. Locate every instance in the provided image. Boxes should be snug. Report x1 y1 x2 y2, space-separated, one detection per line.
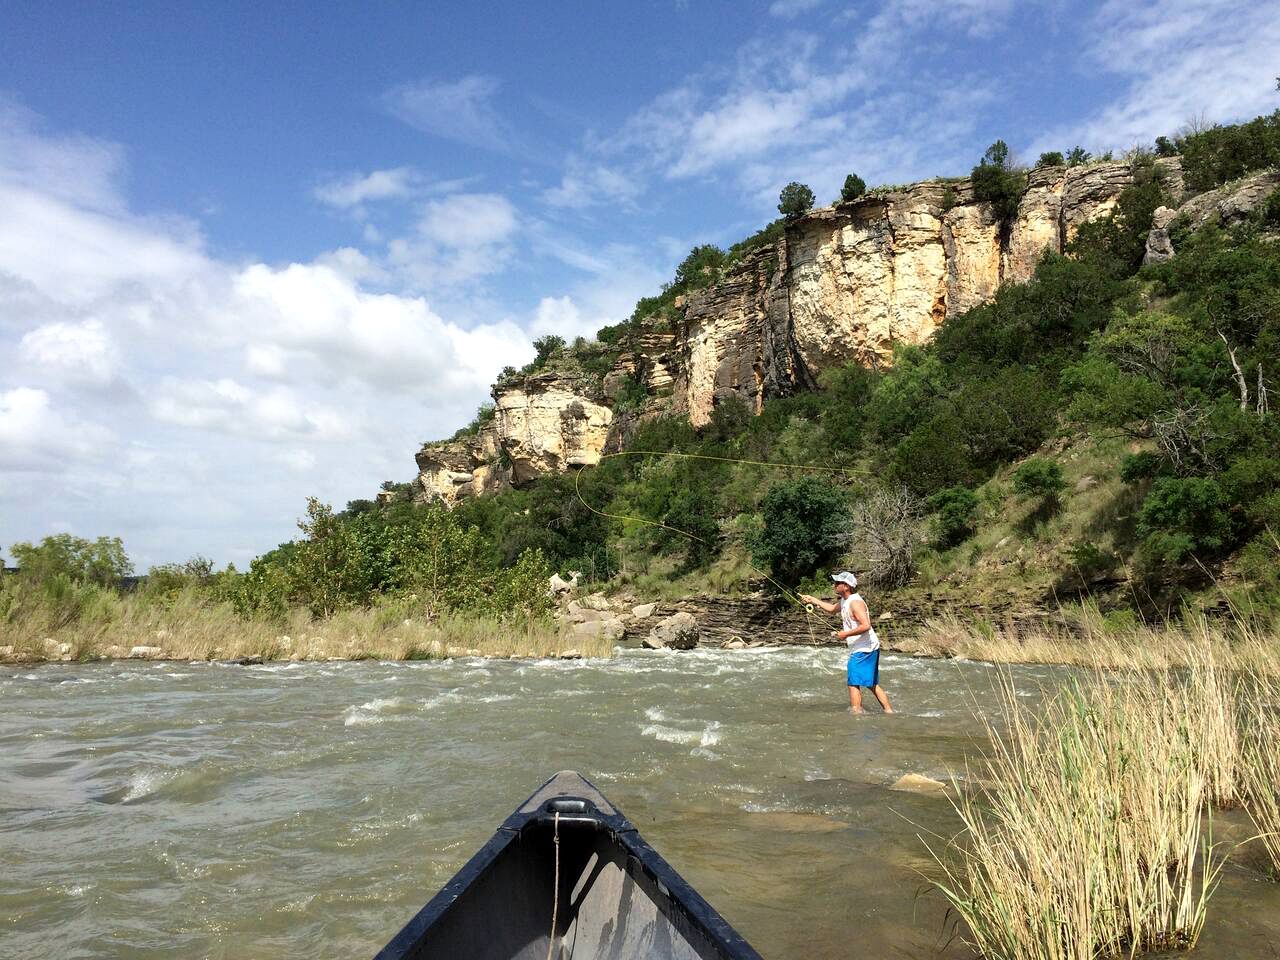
846 649 880 688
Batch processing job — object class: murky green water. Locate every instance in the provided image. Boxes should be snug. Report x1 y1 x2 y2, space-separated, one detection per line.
2 648 1277 959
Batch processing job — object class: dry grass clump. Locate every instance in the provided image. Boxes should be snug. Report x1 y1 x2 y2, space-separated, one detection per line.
1240 675 1280 876
930 671 1225 960
0 585 609 663
911 603 1280 677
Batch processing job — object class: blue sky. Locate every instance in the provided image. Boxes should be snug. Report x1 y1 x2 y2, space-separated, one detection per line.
2 0 1278 570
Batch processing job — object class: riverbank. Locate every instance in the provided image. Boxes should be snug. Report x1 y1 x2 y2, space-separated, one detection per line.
0 587 610 664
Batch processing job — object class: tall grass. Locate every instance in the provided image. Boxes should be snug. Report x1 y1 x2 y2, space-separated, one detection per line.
930 672 1224 960
0 580 608 662
929 626 1280 960
1241 674 1280 877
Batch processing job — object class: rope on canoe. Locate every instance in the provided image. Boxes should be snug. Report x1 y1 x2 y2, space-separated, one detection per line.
546 810 561 960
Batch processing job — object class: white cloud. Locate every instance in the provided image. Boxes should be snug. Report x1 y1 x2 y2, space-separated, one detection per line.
382 75 511 151
0 104 541 565
768 0 822 17
417 193 518 248
314 167 417 209
542 160 641 209
0 387 114 471
1034 0 1280 153
19 319 122 387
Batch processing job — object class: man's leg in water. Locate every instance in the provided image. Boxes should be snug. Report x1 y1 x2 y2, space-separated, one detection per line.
848 685 864 713
871 684 893 713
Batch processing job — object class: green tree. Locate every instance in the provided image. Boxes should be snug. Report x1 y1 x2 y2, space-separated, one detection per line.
840 173 867 202
750 477 849 585
1137 476 1234 564
1066 146 1091 166
532 335 565 368
9 534 133 587
672 244 726 292
778 181 816 220
971 140 1027 223
1036 151 1065 168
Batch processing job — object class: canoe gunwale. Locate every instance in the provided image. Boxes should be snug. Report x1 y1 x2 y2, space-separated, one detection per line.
373 770 763 960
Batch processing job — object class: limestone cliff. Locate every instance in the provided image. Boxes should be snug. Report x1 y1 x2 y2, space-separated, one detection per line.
412 155 1255 505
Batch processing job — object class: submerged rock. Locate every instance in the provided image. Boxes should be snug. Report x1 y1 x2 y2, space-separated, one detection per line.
889 773 949 796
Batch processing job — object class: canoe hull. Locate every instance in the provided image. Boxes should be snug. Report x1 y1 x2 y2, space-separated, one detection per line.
375 771 762 960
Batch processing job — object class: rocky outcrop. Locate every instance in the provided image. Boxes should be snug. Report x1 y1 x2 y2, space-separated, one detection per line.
416 371 612 505
1145 168 1280 264
408 155 1276 500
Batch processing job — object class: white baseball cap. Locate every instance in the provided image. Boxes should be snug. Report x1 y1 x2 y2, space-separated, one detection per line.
830 570 858 588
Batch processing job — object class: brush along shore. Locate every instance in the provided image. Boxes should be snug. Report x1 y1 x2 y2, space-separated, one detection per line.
0 588 612 664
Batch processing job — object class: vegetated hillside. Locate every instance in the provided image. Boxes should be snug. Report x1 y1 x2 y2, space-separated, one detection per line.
348 111 1280 623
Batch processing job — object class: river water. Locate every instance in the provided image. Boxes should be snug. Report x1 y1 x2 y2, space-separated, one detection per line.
2 648 1278 959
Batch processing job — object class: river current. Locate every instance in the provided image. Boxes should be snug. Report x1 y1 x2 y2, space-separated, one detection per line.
2 647 1277 959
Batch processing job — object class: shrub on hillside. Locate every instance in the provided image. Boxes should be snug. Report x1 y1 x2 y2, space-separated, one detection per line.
750 477 849 585
840 173 867 202
778 181 816 220
1066 146 1091 166
852 486 924 588
1176 109 1280 193
1137 476 1234 565
1036 151 1065 168
1013 458 1066 505
928 486 980 548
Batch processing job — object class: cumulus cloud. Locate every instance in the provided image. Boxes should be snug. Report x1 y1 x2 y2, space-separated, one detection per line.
0 387 115 471
313 167 417 209
0 104 538 565
382 75 511 151
19 319 122 388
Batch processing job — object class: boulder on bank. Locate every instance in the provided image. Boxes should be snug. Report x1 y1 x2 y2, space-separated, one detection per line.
646 612 700 650
631 602 656 619
129 645 164 659
572 618 626 643
548 571 581 596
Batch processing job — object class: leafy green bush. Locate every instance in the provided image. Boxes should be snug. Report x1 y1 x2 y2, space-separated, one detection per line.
1137 476 1234 564
1066 146 1091 166
1036 151 1065 168
1176 110 1280 193
1119 452 1161 483
971 140 1027 223
672 244 726 292
928 486 980 548
1013 458 1066 504
840 173 867 202
750 477 849 585
8 534 133 587
778 181 816 220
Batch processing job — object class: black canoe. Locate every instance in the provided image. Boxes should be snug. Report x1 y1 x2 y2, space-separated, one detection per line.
375 771 763 960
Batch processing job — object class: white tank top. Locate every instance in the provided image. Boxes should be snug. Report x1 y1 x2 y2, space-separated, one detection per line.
841 593 880 653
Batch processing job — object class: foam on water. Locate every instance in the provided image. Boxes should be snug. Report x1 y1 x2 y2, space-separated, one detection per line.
121 767 179 803
342 697 416 727
640 719 722 748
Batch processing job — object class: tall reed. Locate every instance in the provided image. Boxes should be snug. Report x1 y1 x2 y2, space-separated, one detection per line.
929 671 1224 960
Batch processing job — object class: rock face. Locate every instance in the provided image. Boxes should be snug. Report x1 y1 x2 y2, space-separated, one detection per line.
416 371 612 505
409 155 1280 500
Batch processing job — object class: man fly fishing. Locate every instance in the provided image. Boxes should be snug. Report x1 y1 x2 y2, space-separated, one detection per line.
800 572 893 714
